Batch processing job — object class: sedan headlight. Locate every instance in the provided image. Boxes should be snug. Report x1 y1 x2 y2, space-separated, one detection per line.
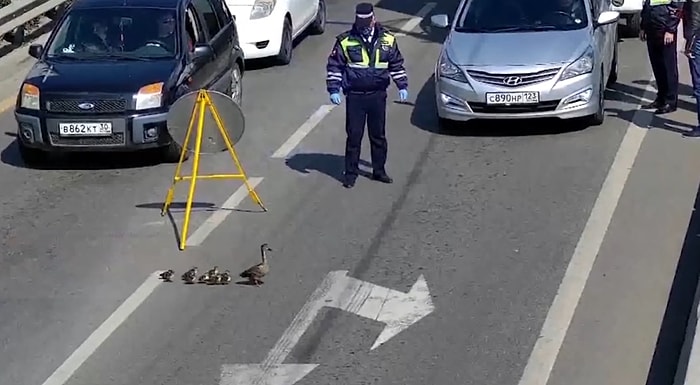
250 0 276 19
438 51 468 83
134 82 163 110
560 46 594 81
20 83 40 110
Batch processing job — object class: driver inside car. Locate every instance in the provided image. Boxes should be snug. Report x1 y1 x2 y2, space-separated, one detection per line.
551 0 585 22
147 11 177 52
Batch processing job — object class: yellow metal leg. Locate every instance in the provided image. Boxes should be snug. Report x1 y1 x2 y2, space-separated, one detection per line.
207 94 266 211
178 96 206 250
161 98 199 216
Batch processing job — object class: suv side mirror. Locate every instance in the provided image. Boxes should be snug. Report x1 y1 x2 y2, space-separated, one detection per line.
191 44 213 62
430 14 450 28
28 44 43 59
612 0 624 7
595 11 620 27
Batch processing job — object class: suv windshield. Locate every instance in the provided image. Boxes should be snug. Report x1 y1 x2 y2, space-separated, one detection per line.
456 0 588 32
46 7 180 60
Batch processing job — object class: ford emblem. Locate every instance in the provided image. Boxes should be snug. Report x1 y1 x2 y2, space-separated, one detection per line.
78 102 95 110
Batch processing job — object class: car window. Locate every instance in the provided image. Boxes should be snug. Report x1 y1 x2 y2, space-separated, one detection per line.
45 7 180 59
456 0 588 32
192 0 221 38
186 6 205 45
214 0 232 28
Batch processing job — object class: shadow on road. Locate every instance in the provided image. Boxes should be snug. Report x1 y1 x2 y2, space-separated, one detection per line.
645 182 700 385
284 152 373 182
0 134 166 170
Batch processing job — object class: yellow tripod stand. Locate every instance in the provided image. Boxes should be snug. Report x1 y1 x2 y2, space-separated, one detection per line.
161 90 266 250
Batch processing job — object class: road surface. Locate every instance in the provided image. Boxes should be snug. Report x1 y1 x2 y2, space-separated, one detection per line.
0 1 699 384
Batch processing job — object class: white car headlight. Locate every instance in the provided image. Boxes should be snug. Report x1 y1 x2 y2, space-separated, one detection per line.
250 0 276 19
438 51 468 83
134 82 163 110
560 46 594 81
20 83 40 110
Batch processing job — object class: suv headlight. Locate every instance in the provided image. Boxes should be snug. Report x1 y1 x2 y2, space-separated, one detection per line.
560 46 594 81
134 82 163 110
250 0 276 19
20 83 40 110
438 51 467 83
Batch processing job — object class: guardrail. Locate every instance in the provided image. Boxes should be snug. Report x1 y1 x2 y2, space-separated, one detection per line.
0 0 68 46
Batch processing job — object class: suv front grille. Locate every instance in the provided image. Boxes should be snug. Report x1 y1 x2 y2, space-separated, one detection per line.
467 68 561 87
46 98 128 114
49 133 125 146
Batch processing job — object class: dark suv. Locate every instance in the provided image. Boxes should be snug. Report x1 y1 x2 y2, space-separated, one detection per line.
14 0 245 165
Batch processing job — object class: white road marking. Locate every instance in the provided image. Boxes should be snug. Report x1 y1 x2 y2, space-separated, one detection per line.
395 2 437 36
271 105 335 159
517 83 656 385
40 271 164 385
186 177 264 246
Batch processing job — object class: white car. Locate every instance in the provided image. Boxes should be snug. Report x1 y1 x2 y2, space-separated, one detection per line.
225 0 327 64
612 0 643 35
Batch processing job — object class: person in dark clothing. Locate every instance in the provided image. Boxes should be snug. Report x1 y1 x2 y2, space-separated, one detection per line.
325 3 408 188
80 20 117 53
640 0 681 114
683 0 700 137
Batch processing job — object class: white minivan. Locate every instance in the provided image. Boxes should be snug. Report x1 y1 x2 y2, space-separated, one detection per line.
612 0 643 35
224 0 327 65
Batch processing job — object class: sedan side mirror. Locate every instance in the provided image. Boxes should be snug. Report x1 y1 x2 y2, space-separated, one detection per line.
430 14 450 29
612 0 624 7
191 44 213 63
28 44 43 59
595 11 620 27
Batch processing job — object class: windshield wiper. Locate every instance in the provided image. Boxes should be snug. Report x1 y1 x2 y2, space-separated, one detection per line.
456 25 559 32
99 53 155 61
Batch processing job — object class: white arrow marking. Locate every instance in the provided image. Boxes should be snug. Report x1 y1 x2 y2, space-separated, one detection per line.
220 270 434 385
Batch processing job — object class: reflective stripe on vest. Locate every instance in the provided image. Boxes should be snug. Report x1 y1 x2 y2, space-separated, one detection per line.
339 33 395 69
649 0 671 5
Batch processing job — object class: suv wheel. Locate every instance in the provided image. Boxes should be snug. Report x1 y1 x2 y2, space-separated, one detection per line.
275 18 293 65
308 0 326 35
162 136 190 163
17 141 48 167
229 62 243 106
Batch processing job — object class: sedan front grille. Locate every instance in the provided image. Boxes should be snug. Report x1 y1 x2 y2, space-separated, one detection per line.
46 98 128 114
468 100 560 113
467 68 561 87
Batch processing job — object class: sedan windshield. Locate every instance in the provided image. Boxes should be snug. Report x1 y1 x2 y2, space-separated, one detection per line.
456 0 588 32
46 7 180 60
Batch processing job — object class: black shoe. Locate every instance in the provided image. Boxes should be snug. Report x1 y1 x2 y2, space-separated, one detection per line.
654 104 677 114
371 173 393 184
642 100 662 109
684 129 700 138
342 175 357 188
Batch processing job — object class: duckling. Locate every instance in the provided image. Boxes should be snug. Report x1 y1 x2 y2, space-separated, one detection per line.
181 267 197 284
207 266 219 278
220 270 232 284
209 273 223 285
159 269 174 282
239 243 272 286
198 273 210 284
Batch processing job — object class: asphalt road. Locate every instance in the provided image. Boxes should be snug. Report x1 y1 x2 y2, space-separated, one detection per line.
0 0 699 384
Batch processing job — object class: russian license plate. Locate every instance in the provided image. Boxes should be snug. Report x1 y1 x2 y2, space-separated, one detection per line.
485 92 539 105
58 122 112 136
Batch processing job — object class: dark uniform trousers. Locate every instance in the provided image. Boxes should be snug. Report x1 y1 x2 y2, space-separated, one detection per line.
647 35 679 105
345 90 387 177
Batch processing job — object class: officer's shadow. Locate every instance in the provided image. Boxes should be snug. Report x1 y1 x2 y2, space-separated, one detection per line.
284 153 372 182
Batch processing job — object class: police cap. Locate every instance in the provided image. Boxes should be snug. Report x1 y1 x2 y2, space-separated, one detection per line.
355 3 374 28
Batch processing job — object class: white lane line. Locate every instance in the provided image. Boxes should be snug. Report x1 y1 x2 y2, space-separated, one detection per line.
186 177 264 246
395 2 436 36
271 105 335 159
41 271 164 385
517 84 656 385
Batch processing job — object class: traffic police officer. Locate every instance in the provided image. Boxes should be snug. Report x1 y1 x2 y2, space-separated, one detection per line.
683 0 700 137
640 0 680 114
326 3 408 188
